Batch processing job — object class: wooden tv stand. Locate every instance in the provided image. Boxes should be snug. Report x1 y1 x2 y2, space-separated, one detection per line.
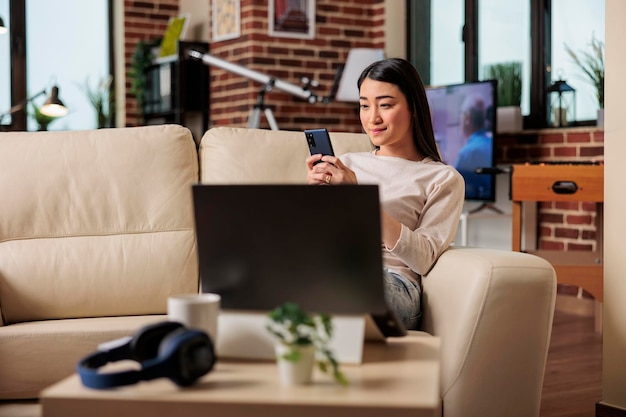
510 163 604 302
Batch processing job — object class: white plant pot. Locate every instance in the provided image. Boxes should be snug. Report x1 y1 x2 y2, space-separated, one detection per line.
275 344 316 386
496 106 523 133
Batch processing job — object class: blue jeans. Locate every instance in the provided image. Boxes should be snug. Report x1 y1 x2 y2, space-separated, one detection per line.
383 270 422 330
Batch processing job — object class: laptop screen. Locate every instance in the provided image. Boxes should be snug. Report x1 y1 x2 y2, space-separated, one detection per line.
192 184 389 317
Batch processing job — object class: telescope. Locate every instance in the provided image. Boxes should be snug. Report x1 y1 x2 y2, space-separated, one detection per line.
187 49 322 104
186 47 385 130
187 49 327 130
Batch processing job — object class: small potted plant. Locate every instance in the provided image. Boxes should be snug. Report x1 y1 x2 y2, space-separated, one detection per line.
266 302 348 386
77 75 114 129
484 61 523 132
565 36 604 126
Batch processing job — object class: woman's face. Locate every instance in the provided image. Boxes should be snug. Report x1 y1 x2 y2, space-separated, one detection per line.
359 78 413 152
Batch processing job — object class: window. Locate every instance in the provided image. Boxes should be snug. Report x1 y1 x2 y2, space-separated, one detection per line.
551 0 605 122
408 0 605 127
1 0 111 131
0 2 11 125
430 0 464 86
478 0 530 115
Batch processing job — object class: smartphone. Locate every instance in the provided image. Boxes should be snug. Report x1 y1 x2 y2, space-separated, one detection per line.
304 129 335 163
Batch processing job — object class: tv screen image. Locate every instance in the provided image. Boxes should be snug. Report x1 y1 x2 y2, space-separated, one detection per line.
426 80 497 202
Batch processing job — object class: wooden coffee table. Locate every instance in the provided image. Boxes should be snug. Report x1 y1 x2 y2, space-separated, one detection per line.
41 334 441 417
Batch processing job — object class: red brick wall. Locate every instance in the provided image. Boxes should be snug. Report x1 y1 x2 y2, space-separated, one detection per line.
497 128 604 252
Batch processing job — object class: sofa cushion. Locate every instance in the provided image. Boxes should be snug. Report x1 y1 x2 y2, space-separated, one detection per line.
0 315 166 399
199 126 374 183
0 125 199 324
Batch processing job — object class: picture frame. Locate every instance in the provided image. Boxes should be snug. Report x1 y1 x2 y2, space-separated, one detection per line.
269 0 315 39
213 0 240 42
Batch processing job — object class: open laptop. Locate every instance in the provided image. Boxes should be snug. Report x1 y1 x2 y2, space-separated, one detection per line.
191 184 406 339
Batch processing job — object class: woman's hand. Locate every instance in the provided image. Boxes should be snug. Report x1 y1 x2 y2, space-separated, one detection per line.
306 155 358 185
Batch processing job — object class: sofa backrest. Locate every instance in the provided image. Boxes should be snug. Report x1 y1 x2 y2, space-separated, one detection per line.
199 127 374 183
0 125 199 325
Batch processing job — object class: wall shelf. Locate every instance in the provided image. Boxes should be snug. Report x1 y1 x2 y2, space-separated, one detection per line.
143 41 210 145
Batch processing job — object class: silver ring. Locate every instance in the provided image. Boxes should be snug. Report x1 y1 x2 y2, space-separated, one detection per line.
325 175 331 184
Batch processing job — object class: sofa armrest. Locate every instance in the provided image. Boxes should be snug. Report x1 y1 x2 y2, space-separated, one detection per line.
421 247 556 417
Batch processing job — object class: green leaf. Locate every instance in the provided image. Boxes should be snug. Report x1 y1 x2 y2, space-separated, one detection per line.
281 350 301 363
129 39 159 115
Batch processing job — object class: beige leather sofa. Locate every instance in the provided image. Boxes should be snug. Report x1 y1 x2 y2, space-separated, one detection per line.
0 125 556 417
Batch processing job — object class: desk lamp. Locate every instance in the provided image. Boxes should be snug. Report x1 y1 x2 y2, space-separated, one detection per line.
0 85 68 124
334 48 385 102
40 86 69 117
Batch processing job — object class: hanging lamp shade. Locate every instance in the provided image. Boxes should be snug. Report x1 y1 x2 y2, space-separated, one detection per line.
0 16 8 34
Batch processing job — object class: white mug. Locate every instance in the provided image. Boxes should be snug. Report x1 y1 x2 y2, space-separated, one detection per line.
167 293 221 342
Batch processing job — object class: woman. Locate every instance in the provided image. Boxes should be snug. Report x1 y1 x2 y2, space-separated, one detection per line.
306 58 464 330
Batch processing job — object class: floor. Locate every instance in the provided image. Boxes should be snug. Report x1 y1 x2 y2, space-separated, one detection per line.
539 295 603 417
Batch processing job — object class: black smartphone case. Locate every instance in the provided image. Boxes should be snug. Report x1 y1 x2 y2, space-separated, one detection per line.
305 128 335 157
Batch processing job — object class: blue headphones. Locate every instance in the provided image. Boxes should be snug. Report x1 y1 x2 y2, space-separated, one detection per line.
77 321 216 389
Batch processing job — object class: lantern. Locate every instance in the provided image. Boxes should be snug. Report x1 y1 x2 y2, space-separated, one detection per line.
546 80 576 127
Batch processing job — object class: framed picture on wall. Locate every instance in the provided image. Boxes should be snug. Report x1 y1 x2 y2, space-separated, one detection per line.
213 0 240 41
269 0 315 39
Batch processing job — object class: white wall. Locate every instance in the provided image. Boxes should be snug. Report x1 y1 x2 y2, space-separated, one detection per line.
602 0 626 410
384 0 406 59
180 0 210 42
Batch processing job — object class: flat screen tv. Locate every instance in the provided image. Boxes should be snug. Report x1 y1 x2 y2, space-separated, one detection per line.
426 80 497 202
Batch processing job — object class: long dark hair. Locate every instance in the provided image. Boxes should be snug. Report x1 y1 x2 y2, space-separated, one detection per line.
357 58 441 162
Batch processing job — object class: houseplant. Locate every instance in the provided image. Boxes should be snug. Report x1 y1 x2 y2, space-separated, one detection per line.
484 61 523 132
129 39 159 118
565 36 604 125
266 302 348 386
77 75 113 129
